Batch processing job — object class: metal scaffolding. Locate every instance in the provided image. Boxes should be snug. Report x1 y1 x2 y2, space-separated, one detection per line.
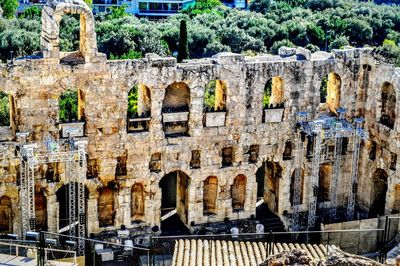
293 108 368 230
18 134 87 255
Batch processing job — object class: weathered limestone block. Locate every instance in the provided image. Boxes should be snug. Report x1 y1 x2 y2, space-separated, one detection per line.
296 47 312 61
278 46 297 57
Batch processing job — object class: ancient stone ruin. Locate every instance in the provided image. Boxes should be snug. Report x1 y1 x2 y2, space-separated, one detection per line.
0 0 399 252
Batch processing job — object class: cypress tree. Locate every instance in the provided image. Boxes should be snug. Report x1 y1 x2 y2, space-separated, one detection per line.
177 20 189 63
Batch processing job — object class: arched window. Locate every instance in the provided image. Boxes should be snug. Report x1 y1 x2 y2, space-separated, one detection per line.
0 92 16 136
203 176 218 214
380 82 396 129
98 187 115 227
263 76 284 109
131 183 145 221
320 73 341 113
231 174 246 211
162 82 190 136
204 80 227 112
0 196 12 232
128 84 151 118
127 84 151 132
59 89 85 122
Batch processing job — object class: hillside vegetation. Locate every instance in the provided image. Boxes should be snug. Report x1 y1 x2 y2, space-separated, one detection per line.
0 0 398 64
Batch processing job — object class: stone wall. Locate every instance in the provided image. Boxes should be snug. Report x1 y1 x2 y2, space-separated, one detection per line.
0 0 399 237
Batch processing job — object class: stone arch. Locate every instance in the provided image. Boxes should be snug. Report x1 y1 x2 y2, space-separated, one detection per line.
380 82 396 129
263 76 284 108
204 80 227 111
231 174 246 211
0 196 12 232
41 0 98 62
98 186 115 227
203 176 218 215
35 189 48 231
320 73 341 113
131 183 145 222
370 168 388 217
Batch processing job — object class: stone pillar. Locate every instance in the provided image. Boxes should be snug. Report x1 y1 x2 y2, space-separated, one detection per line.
46 194 59 233
86 193 99 234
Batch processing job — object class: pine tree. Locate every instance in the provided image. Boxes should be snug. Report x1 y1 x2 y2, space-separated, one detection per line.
177 20 189 63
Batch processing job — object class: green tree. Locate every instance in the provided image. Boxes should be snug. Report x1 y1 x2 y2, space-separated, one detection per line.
127 85 138 117
59 90 78 122
249 0 271 14
107 5 128 20
177 20 189 63
329 35 349 50
0 92 9 126
20 6 41 20
0 0 18 19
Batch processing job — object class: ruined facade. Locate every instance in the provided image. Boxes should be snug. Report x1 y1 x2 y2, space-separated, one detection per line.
0 0 399 237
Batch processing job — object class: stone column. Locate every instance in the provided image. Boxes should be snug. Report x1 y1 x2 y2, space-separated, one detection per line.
86 193 99 234
46 194 59 233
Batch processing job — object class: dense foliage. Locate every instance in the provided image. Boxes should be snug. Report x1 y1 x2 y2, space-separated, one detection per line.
0 0 398 65
0 0 19 19
59 89 78 122
0 92 9 126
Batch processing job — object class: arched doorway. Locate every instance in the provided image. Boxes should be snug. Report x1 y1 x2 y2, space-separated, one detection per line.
370 169 388 217
56 182 82 234
159 171 190 223
0 196 12 232
256 162 282 212
127 84 151 132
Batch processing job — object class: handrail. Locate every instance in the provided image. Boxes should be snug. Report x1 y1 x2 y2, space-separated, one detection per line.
0 240 77 264
151 228 384 239
42 231 151 251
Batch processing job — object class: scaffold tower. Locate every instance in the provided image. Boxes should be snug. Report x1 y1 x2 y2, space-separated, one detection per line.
293 108 368 230
18 133 87 255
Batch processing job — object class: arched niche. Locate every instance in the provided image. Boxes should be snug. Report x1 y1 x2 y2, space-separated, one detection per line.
35 189 48 231
320 73 341 114
162 82 190 136
380 82 396 129
318 163 332 202
203 176 218 215
131 183 145 222
56 182 81 231
231 174 246 211
98 187 115 227
370 169 388 217
41 0 99 62
264 76 284 108
204 80 227 112
0 196 12 232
